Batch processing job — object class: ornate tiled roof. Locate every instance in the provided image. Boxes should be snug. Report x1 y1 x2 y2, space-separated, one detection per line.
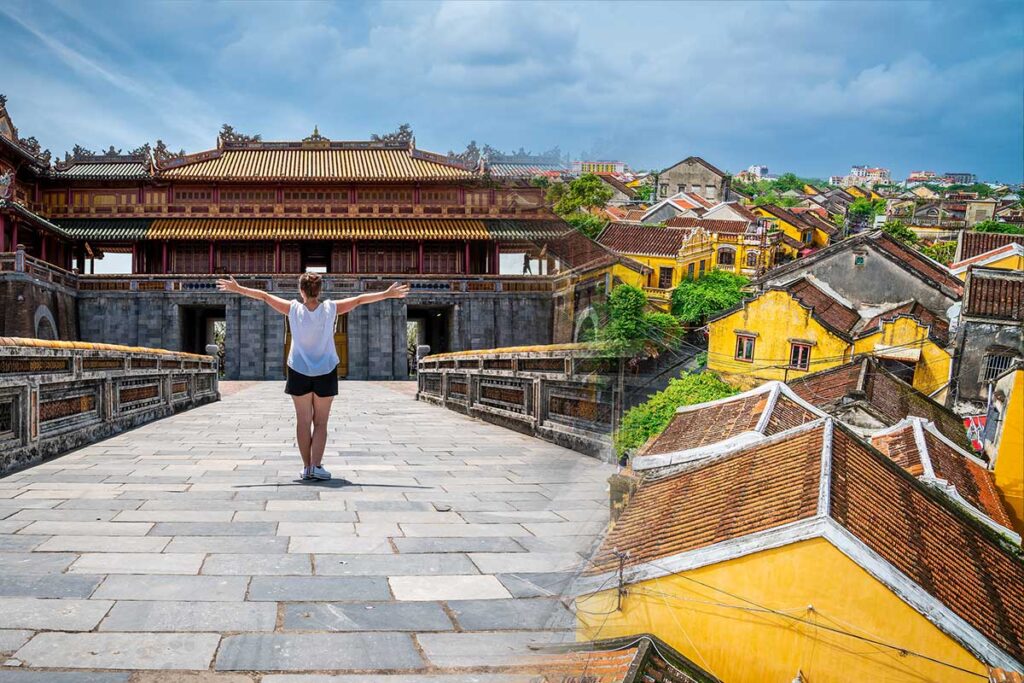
869 420 1014 530
597 223 690 256
663 216 750 234
785 277 862 336
57 219 153 240
964 268 1024 321
145 218 492 241
788 358 972 450
53 161 150 179
589 417 1024 665
159 144 473 181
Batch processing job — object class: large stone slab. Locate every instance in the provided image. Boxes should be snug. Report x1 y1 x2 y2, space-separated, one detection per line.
448 598 573 630
393 537 524 554
0 597 112 630
100 600 277 632
14 632 220 670
215 633 423 671
92 575 249 601
0 574 103 598
69 553 204 575
313 553 478 576
0 552 77 574
202 553 313 576
34 535 171 553
388 575 511 601
282 601 453 632
0 673 131 683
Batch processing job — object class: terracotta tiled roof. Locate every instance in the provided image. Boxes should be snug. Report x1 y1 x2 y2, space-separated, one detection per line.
958 231 1024 261
160 146 473 181
146 218 493 241
797 211 839 236
964 268 1024 321
785 278 862 336
780 233 804 249
633 382 824 469
950 243 1024 274
869 421 1014 529
592 422 825 574
664 216 750 234
597 223 689 257
529 635 719 683
621 209 648 222
486 162 568 178
55 219 153 240
756 203 815 230
870 232 964 294
546 228 650 275
829 425 1024 662
788 358 972 451
717 201 759 222
859 300 950 345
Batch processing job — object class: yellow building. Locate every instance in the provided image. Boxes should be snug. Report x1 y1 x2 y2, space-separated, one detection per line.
950 243 1024 280
753 204 835 257
707 276 953 395
576 383 1024 682
985 364 1024 535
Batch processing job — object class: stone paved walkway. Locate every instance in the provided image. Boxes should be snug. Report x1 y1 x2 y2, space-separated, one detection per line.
0 381 614 682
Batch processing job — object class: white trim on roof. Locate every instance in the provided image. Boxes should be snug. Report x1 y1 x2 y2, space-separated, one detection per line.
817 418 834 517
949 243 1024 275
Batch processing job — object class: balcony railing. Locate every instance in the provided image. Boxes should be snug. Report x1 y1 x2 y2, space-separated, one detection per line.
36 203 551 220
0 248 79 290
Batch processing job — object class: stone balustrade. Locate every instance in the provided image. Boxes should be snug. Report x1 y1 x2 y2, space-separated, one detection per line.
0 337 219 474
416 343 622 460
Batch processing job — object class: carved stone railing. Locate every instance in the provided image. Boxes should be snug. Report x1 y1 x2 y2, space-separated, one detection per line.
0 338 218 474
0 247 80 290
416 343 623 459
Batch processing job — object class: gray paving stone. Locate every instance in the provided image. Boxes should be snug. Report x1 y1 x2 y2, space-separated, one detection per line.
0 574 103 598
448 598 574 630
314 553 477 576
288 537 393 554
0 629 32 655
203 553 312 575
393 537 524 554
495 573 575 599
163 535 289 554
215 633 423 671
150 522 277 536
15 632 220 669
399 523 529 537
15 521 153 536
248 576 390 601
1 597 112 630
100 600 277 631
283 601 453 632
93 575 249 601
0 672 131 683
0 552 77 574
418 631 566 667
69 552 204 575
389 575 511 601
0 535 48 551
469 552 584 574
34 535 171 553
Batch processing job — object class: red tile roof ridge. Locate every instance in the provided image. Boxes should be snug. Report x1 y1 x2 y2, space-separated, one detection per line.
950 242 1024 274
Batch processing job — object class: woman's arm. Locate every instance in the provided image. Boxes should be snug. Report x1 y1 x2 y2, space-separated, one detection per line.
335 282 409 315
216 276 291 315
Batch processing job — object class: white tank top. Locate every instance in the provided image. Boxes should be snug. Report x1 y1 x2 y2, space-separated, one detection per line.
287 299 339 376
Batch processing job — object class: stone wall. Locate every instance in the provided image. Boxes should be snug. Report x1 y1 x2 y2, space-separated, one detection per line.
953 320 1023 411
0 251 78 340
0 337 219 474
416 344 621 460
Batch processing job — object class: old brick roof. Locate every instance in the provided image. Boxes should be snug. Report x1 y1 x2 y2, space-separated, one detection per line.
591 418 1024 665
596 173 638 199
528 635 720 683
958 231 1024 261
869 420 1014 530
964 268 1024 321
859 300 950 345
785 278 862 337
596 223 690 257
870 232 965 294
788 358 972 451
663 216 750 234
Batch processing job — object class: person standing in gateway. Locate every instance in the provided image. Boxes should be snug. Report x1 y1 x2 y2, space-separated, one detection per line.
217 272 409 480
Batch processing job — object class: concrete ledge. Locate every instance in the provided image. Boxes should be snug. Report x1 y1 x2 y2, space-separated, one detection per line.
0 342 219 474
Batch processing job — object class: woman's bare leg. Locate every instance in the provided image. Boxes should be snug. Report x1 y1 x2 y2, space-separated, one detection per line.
291 394 314 470
310 394 335 468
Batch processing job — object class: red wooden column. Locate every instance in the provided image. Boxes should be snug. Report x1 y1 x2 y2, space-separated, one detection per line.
418 240 424 274
11 221 18 251
208 242 215 274
464 241 470 274
493 243 500 274
41 236 47 262
131 243 137 274
162 241 169 273
274 241 281 273
351 242 358 273
0 214 6 252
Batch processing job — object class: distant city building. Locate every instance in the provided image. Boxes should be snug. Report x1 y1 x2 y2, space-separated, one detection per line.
945 172 977 185
747 164 769 179
849 165 891 185
828 175 845 186
907 170 938 184
572 160 626 175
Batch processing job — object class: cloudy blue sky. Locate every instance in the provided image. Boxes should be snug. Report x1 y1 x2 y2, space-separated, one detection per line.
1 0 1022 181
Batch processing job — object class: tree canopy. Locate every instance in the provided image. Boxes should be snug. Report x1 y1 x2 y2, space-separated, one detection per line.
880 219 918 244
848 197 886 223
670 271 748 325
973 219 1024 235
597 284 682 356
549 174 614 215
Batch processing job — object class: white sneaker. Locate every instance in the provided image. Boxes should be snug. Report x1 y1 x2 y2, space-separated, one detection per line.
311 465 332 480
300 467 314 481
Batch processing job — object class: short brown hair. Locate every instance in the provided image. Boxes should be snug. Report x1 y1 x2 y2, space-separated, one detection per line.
299 272 322 299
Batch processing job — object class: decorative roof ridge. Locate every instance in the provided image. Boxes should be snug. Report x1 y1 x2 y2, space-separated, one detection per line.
950 242 1024 274
55 144 151 171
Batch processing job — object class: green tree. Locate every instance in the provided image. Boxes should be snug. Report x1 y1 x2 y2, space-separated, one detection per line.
552 173 614 215
881 219 918 244
918 240 956 265
972 219 1024 235
614 372 737 457
596 285 683 356
633 184 653 202
563 212 607 239
670 271 748 325
848 197 886 223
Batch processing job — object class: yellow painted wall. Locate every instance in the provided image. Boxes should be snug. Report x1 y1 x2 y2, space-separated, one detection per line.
707 290 852 383
576 538 990 683
954 253 1024 281
753 208 829 250
995 369 1024 534
853 316 952 397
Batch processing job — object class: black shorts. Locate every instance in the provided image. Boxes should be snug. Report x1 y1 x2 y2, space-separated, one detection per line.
285 366 339 397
